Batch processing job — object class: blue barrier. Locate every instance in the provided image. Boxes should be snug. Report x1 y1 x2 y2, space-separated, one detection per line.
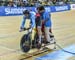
0 4 71 16
35 44 75 60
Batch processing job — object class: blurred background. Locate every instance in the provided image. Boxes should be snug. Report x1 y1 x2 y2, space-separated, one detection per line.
0 0 75 7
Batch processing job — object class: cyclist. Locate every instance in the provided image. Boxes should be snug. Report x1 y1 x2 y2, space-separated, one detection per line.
35 7 42 45
20 10 36 43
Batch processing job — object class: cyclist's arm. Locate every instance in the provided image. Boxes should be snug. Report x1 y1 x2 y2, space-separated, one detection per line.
31 15 36 28
43 12 50 22
20 16 26 29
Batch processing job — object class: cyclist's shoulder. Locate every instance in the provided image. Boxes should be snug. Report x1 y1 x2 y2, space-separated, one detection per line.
43 11 51 17
36 13 40 17
23 15 26 19
30 11 36 16
44 11 49 15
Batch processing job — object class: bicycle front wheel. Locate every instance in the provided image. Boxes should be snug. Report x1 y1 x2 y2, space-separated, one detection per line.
20 34 31 53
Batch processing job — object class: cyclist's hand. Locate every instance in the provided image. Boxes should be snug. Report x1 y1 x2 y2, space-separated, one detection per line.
19 27 25 32
19 29 23 32
29 28 32 32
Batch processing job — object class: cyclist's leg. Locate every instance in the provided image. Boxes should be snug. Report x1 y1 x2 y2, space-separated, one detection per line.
36 18 42 43
45 26 55 43
31 27 36 48
49 28 54 37
44 27 51 43
49 28 52 33
31 27 36 41
37 26 42 43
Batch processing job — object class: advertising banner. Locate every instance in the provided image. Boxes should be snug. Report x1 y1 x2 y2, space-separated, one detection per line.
0 4 71 16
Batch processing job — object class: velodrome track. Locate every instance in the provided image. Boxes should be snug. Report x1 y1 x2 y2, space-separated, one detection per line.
0 10 75 60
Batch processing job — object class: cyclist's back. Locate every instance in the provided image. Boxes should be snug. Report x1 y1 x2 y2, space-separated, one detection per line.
20 10 36 29
42 11 51 27
35 12 41 27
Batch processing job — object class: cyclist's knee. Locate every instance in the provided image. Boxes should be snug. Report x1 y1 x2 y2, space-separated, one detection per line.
37 26 42 35
44 27 50 34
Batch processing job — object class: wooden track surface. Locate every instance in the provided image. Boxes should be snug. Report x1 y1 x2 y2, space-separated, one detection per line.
0 10 75 60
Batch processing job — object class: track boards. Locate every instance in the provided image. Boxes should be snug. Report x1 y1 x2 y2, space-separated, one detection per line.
20 43 56 60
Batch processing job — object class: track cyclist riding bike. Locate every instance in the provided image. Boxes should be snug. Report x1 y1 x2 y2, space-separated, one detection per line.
20 10 36 32
19 10 36 52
